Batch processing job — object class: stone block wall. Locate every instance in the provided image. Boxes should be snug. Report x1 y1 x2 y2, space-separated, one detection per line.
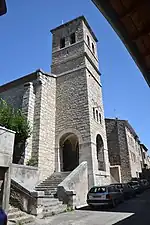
11 164 40 190
22 82 35 164
0 126 15 211
105 119 133 182
105 119 121 165
84 20 110 185
125 127 142 178
0 84 24 109
116 121 132 182
36 74 56 180
86 70 110 185
52 16 110 187
0 72 56 181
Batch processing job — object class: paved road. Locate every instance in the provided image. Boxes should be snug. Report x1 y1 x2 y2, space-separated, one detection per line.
33 189 150 225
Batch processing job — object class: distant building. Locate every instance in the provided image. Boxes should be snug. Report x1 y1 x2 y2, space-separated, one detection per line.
105 118 143 183
140 144 150 169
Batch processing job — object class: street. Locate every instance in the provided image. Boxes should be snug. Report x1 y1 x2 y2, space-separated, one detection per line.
35 189 150 225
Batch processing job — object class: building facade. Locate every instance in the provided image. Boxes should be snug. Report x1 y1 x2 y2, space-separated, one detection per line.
105 118 143 183
0 16 110 187
140 144 150 169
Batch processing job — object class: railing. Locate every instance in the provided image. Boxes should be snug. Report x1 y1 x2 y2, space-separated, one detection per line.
57 161 88 208
10 179 38 215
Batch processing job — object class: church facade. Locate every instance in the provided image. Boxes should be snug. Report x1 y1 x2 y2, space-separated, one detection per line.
0 16 110 187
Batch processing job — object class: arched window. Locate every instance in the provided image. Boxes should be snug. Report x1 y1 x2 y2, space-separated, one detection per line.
93 107 95 119
96 110 98 122
92 43 95 54
70 33 76 44
60 37 65 48
87 35 90 47
96 134 105 171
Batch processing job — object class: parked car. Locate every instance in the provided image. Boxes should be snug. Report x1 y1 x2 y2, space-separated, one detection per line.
127 181 142 194
111 183 136 199
87 185 124 208
139 179 150 190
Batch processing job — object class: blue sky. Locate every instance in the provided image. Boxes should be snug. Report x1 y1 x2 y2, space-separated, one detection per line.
1 0 150 149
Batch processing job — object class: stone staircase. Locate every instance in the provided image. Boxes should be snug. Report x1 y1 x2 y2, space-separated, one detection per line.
35 172 70 196
8 172 70 223
34 172 70 218
38 197 67 218
8 205 35 224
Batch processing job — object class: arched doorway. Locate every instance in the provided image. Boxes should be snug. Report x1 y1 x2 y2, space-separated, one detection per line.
60 133 79 171
96 134 105 171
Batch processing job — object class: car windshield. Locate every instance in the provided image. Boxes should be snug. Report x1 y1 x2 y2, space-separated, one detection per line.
89 187 106 193
115 184 122 189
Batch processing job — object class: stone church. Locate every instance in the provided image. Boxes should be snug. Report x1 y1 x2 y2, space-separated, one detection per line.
0 16 110 187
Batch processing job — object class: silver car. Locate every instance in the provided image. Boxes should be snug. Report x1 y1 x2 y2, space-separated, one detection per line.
87 185 124 208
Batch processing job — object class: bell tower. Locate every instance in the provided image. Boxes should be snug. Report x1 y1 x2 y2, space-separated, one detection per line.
51 16 110 187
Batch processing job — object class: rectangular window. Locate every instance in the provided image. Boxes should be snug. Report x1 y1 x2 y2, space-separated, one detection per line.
99 113 101 124
92 43 95 54
96 110 98 122
89 187 106 193
70 33 76 44
93 108 95 119
60 37 65 48
87 35 90 47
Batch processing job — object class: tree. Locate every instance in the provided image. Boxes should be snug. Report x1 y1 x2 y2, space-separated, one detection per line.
0 98 31 164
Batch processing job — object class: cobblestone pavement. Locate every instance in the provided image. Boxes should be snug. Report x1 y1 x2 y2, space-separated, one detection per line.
30 189 150 225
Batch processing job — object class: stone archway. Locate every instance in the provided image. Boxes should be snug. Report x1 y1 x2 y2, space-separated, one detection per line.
59 133 79 172
96 134 105 171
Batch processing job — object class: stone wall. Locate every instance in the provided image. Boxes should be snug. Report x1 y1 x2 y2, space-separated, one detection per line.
22 82 35 164
86 70 110 185
52 16 110 187
84 19 110 185
105 119 134 182
116 121 132 182
11 164 40 190
0 71 56 181
32 73 56 180
0 126 15 167
57 161 88 208
105 119 121 165
0 84 24 109
125 127 142 178
0 126 15 211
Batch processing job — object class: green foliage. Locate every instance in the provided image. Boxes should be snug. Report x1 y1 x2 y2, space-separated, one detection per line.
26 158 38 167
66 206 74 212
0 98 31 143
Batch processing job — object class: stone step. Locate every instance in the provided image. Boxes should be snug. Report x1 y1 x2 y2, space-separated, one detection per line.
36 186 57 190
43 200 62 207
9 206 19 214
38 194 56 198
9 215 35 224
38 180 62 186
39 181 61 185
43 204 67 218
8 206 35 224
8 211 25 220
